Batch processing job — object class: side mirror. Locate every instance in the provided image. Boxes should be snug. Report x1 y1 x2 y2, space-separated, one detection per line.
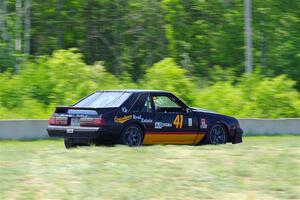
186 108 192 113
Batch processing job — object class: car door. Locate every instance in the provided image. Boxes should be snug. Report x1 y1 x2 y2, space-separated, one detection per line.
143 94 199 144
131 93 155 131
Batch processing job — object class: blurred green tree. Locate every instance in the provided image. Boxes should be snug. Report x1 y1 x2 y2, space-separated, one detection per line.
195 73 300 118
142 58 197 105
0 49 122 118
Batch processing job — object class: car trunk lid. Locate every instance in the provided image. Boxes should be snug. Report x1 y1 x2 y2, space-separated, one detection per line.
49 106 116 127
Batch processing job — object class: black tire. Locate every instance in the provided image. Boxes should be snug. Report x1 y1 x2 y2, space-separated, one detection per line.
64 138 77 149
204 124 228 145
120 124 143 146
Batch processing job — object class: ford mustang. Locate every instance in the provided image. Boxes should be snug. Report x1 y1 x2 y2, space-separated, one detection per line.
47 90 243 148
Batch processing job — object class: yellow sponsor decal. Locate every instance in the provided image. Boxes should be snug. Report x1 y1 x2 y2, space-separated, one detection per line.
173 114 183 128
114 115 132 123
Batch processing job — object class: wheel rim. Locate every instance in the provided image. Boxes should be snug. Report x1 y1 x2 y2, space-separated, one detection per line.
210 125 226 144
125 127 141 146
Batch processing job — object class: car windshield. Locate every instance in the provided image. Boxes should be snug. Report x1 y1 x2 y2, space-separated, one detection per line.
74 92 131 108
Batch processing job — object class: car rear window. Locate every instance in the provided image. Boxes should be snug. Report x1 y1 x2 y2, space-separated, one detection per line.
74 92 132 108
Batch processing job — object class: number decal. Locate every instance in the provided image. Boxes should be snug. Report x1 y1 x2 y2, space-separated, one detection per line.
173 115 183 128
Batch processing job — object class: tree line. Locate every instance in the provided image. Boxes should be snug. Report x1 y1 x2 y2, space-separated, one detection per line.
0 0 299 118
1 0 299 87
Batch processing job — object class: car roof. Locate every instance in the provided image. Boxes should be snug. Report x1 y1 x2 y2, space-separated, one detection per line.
96 89 171 94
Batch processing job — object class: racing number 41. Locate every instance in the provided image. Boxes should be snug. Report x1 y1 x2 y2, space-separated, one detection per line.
173 115 183 128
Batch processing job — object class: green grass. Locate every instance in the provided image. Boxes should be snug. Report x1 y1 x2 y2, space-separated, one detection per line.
0 136 299 200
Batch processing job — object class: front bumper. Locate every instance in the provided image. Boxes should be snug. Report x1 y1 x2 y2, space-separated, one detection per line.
232 128 243 144
47 125 101 138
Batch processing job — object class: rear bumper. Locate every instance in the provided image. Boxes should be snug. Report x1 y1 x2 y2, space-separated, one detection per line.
232 128 243 144
47 125 102 138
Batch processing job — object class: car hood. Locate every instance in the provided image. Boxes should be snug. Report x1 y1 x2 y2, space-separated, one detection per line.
191 107 238 123
190 107 217 114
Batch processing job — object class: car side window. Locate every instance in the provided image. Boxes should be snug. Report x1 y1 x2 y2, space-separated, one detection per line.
141 96 152 112
152 95 185 113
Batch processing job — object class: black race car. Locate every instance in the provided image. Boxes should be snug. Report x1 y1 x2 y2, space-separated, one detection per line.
47 90 243 148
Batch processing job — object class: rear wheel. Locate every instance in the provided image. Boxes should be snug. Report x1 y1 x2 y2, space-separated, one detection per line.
205 124 228 144
64 138 77 149
120 124 143 146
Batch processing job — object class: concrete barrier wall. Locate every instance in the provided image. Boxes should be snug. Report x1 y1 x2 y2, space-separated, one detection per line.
0 119 299 139
238 118 300 135
0 120 49 139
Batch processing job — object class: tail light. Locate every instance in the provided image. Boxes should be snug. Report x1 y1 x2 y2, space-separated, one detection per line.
80 117 105 127
49 116 68 125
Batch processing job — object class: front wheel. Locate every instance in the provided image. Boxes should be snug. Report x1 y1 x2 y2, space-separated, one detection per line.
205 124 228 144
120 124 143 146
